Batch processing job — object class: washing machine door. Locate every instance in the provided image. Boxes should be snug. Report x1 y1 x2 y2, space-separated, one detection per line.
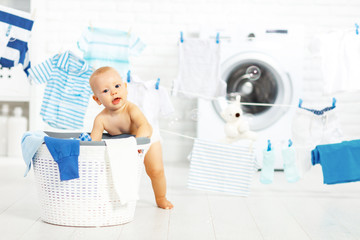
213 52 293 131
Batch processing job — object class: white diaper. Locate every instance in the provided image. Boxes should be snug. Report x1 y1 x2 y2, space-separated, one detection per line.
150 129 162 144
292 107 343 177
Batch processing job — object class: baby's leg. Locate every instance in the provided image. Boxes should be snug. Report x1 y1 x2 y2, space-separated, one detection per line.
144 141 173 209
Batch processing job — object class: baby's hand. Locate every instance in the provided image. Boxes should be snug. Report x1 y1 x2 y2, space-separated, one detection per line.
156 197 174 210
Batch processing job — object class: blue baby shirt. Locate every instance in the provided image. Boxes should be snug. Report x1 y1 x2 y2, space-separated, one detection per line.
77 27 145 77
28 51 94 130
312 140 360 184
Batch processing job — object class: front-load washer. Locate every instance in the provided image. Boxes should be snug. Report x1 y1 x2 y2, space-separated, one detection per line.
197 25 304 169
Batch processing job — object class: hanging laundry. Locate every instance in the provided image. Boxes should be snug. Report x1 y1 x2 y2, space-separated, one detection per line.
0 5 34 76
127 73 174 142
316 30 360 94
188 138 256 196
282 142 300 183
291 99 343 177
312 140 360 184
28 51 94 130
77 27 145 78
260 141 275 184
173 37 226 98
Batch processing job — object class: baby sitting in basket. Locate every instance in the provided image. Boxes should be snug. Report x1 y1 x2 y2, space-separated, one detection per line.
89 66 173 210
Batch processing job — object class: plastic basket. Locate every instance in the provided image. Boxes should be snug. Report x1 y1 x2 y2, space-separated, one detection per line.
32 132 150 227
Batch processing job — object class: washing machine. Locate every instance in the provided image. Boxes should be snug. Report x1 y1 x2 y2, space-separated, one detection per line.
197 25 304 169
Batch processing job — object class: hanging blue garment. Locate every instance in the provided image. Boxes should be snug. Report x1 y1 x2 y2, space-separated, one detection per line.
44 136 80 181
311 139 360 184
77 27 145 78
0 5 34 76
28 51 94 130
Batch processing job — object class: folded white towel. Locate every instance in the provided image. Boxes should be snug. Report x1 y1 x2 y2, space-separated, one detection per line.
105 137 140 205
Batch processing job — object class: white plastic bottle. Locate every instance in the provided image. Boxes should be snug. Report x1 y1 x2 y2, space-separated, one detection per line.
7 107 28 158
0 104 10 156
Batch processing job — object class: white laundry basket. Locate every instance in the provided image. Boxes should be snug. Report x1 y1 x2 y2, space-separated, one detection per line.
32 132 150 227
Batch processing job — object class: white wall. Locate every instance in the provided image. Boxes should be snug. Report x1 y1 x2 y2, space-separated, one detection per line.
29 0 360 161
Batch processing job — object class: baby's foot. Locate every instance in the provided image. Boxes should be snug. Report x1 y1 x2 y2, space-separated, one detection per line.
156 197 174 209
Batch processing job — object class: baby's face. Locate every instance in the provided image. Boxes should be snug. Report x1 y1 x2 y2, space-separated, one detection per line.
92 70 128 110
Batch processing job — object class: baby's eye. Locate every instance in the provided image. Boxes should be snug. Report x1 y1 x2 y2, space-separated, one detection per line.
115 84 121 88
103 89 109 93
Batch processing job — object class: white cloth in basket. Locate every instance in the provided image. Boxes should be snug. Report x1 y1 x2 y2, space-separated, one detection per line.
105 137 139 205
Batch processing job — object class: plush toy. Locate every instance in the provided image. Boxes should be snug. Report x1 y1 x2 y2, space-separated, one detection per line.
221 99 257 143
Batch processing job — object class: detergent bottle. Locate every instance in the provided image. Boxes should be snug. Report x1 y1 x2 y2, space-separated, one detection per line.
7 107 27 158
0 104 10 156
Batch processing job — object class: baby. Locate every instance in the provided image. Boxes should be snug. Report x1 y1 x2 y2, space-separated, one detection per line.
89 66 173 209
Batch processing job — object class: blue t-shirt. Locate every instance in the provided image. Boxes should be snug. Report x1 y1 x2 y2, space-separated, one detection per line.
77 27 145 78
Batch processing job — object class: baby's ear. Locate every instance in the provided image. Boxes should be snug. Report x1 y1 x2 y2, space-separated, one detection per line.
92 95 102 105
124 82 127 88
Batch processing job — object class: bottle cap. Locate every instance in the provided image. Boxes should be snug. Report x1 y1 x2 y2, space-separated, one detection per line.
1 104 9 115
13 107 23 117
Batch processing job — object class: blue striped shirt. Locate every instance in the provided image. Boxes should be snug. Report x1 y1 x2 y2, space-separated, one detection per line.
77 27 145 78
29 51 94 130
0 5 33 76
188 139 256 196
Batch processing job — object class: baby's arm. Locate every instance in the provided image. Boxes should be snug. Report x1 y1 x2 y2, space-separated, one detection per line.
129 104 153 138
90 114 105 141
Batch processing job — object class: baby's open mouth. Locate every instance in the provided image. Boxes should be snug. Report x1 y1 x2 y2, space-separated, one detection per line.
112 97 121 105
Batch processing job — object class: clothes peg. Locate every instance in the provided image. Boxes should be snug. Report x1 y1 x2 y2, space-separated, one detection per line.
332 97 336 108
155 78 160 90
355 23 359 35
216 32 220 44
298 98 303 108
267 140 272 151
6 25 12 37
288 139 293 147
180 31 184 43
127 70 131 83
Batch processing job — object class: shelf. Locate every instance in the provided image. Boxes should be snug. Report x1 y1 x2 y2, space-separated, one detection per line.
0 96 31 102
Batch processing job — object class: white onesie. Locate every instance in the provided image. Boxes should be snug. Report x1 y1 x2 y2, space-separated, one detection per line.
292 103 343 177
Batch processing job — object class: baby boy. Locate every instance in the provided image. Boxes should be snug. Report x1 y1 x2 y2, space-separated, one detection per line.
89 66 173 209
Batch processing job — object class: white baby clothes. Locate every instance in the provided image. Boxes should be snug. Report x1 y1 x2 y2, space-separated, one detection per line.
127 74 175 140
28 51 94 130
291 102 343 177
0 5 34 76
341 31 360 91
105 137 140 205
77 27 145 78
141 80 175 132
173 38 226 98
317 30 360 94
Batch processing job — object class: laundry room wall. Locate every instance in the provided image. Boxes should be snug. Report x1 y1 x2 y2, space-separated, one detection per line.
28 0 360 161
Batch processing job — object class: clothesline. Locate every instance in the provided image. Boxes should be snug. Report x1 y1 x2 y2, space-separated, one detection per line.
158 84 360 108
160 129 196 140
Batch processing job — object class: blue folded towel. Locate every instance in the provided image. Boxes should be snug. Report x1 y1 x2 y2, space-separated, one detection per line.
44 136 80 181
311 140 360 184
21 131 48 177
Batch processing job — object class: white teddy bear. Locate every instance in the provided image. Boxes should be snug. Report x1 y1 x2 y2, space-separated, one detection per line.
221 99 257 143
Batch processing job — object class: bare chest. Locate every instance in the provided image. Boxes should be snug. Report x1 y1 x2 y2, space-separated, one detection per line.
103 114 133 135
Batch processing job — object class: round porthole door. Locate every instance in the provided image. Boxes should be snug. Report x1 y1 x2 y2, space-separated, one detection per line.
213 52 293 131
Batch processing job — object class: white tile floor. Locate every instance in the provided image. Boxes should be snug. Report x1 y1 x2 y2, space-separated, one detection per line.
1 157 360 240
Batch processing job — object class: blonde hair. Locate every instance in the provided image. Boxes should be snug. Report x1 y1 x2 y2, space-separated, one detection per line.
89 66 121 92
